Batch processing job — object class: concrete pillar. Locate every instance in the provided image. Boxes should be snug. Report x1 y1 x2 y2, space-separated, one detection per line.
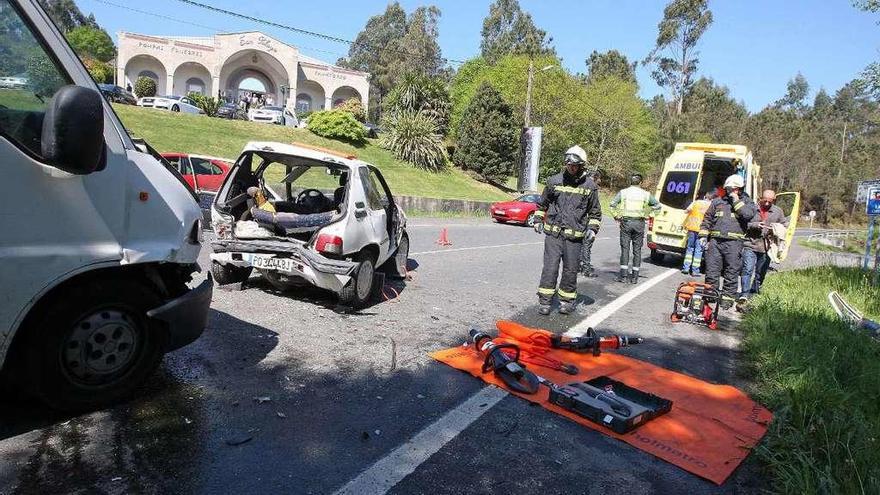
166 73 174 96
324 95 332 110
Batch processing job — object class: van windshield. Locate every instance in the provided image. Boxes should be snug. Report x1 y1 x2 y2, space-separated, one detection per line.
660 171 698 210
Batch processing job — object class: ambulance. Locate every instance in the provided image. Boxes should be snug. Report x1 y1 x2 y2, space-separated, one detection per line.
646 143 800 263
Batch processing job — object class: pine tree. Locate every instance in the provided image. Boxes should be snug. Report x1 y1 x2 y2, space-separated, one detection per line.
453 82 518 181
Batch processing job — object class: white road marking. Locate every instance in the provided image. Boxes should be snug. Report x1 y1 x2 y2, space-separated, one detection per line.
564 268 678 337
411 241 542 256
332 387 508 495
407 223 489 228
333 268 678 494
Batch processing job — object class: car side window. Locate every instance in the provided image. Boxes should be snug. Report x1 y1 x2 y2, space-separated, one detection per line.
358 167 383 210
165 155 181 172
209 162 224 175
190 157 215 175
0 0 73 158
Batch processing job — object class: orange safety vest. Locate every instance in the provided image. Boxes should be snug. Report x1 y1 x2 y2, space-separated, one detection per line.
683 200 710 232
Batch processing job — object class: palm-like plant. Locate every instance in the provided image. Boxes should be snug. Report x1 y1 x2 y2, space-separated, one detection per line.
381 109 447 171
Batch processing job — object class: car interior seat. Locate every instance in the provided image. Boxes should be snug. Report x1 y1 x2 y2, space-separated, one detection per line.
334 172 348 208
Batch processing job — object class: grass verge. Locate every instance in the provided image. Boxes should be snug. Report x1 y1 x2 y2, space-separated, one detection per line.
741 266 880 493
112 104 511 202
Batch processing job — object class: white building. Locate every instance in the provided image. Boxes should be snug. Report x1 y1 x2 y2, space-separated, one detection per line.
116 31 370 114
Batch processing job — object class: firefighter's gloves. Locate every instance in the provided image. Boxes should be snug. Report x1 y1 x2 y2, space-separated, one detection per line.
534 222 544 234
699 237 708 249
585 230 597 241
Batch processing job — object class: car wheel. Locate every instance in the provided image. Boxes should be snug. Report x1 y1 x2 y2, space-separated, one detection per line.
381 231 409 279
171 105 180 112
15 279 165 411
211 261 252 285
340 253 376 308
650 249 664 263
526 212 537 227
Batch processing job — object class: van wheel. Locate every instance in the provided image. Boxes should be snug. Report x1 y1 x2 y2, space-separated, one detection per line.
381 231 409 279
650 249 664 263
211 261 252 285
340 254 376 308
17 279 165 412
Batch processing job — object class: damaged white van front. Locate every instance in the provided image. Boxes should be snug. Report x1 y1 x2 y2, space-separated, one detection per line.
0 0 212 410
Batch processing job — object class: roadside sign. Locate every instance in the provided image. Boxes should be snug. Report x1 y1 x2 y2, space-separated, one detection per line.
856 179 880 203
868 187 880 216
809 210 816 228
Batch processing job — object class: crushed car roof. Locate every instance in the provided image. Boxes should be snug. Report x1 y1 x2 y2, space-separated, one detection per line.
242 141 360 166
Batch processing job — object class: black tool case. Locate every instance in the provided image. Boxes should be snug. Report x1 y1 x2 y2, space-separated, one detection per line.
547 376 673 434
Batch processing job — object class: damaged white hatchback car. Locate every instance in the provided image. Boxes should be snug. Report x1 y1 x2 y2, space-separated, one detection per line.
210 142 409 307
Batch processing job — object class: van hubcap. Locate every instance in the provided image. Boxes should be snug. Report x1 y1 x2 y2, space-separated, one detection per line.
64 310 137 381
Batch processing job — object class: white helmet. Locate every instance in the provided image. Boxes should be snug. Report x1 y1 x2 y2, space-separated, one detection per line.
564 145 587 166
723 174 745 189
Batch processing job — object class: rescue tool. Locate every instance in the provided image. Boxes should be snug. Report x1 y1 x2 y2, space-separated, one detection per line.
469 329 540 394
670 281 720 330
544 376 673 434
496 320 643 356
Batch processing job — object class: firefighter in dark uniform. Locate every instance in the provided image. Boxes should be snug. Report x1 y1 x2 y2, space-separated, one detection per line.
580 169 603 278
699 174 757 310
610 173 660 284
534 146 602 315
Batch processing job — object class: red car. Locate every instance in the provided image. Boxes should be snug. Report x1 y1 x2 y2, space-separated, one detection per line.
490 193 542 225
161 153 232 192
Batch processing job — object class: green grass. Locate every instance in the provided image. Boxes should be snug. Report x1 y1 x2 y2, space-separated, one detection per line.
741 266 880 494
799 232 875 256
112 104 511 202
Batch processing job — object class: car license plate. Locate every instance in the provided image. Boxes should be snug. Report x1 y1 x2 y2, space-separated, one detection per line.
494 210 505 215
654 234 683 246
250 255 295 273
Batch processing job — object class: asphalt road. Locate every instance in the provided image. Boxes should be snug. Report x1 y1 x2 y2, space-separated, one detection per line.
0 217 807 494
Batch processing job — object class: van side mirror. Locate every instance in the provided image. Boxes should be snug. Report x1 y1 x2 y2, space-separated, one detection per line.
41 85 106 175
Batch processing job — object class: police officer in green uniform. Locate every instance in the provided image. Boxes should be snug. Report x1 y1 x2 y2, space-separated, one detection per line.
610 173 660 284
533 146 602 315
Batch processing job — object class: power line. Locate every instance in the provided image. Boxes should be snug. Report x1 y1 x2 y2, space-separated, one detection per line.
173 0 466 65
90 0 352 61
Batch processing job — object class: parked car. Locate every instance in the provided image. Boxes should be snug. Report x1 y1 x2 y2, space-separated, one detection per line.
98 83 137 105
138 95 202 114
218 101 247 120
363 122 381 138
161 152 233 192
210 142 409 307
0 75 28 89
490 193 542 225
0 0 211 411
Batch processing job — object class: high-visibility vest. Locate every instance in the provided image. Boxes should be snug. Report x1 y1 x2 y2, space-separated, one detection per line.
616 186 652 218
683 200 710 232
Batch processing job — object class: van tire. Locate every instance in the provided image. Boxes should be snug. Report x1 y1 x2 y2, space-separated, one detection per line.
17 279 165 412
211 261 252 285
650 249 664 263
340 253 376 308
381 231 409 279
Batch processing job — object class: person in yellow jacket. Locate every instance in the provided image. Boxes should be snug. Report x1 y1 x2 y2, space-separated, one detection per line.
610 173 660 284
681 192 713 275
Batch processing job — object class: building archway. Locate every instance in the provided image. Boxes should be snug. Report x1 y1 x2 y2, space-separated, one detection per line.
296 79 325 112
173 61 212 96
219 49 288 106
124 54 167 94
331 86 361 108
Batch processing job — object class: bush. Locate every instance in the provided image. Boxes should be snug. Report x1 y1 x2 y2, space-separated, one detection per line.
187 92 221 117
335 98 366 122
453 82 518 182
134 76 156 98
83 58 113 84
384 73 451 135
381 109 447 171
307 110 366 144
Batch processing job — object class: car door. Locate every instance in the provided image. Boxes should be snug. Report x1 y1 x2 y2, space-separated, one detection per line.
772 192 801 262
188 156 224 191
357 166 391 261
369 166 403 257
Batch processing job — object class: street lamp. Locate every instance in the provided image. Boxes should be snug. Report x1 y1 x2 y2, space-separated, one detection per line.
524 63 556 128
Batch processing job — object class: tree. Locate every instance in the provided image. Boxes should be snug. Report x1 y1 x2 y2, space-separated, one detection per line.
453 82 518 181
775 73 810 114
38 0 100 32
66 25 116 62
187 92 222 117
681 77 749 143
645 0 713 115
585 50 636 85
133 76 156 98
83 58 113 83
26 55 65 98
383 73 451 135
480 0 554 63
381 109 447 171
336 98 366 122
339 3 445 122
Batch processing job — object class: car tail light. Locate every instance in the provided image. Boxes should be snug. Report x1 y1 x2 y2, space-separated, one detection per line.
315 234 343 254
647 216 654 233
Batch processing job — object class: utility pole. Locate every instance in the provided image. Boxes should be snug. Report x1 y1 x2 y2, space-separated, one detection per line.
524 60 534 128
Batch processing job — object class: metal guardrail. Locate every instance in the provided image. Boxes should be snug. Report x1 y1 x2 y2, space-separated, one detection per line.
806 230 866 243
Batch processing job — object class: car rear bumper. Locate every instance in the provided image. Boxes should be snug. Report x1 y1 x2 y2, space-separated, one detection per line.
146 275 213 352
211 239 357 293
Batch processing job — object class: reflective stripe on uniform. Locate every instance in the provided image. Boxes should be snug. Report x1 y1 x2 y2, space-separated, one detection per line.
710 230 745 239
733 201 744 211
616 186 652 218
555 186 591 196
545 224 585 238
698 229 709 237
557 289 577 300
588 219 601 227
537 287 556 295
534 210 546 218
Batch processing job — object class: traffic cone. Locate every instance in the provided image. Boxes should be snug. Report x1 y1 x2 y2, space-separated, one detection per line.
436 227 452 246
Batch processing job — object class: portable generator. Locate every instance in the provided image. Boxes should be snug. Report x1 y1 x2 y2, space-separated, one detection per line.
671 281 720 330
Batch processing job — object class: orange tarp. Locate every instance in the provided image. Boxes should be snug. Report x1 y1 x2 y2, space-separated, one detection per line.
430 320 772 485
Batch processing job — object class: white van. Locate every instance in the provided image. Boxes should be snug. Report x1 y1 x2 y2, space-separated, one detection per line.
0 0 212 410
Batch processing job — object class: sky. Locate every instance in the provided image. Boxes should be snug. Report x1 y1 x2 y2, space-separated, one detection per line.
80 0 880 112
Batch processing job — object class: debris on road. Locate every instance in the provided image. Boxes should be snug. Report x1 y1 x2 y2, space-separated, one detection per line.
254 396 272 404
225 434 253 446
277 412 286 419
